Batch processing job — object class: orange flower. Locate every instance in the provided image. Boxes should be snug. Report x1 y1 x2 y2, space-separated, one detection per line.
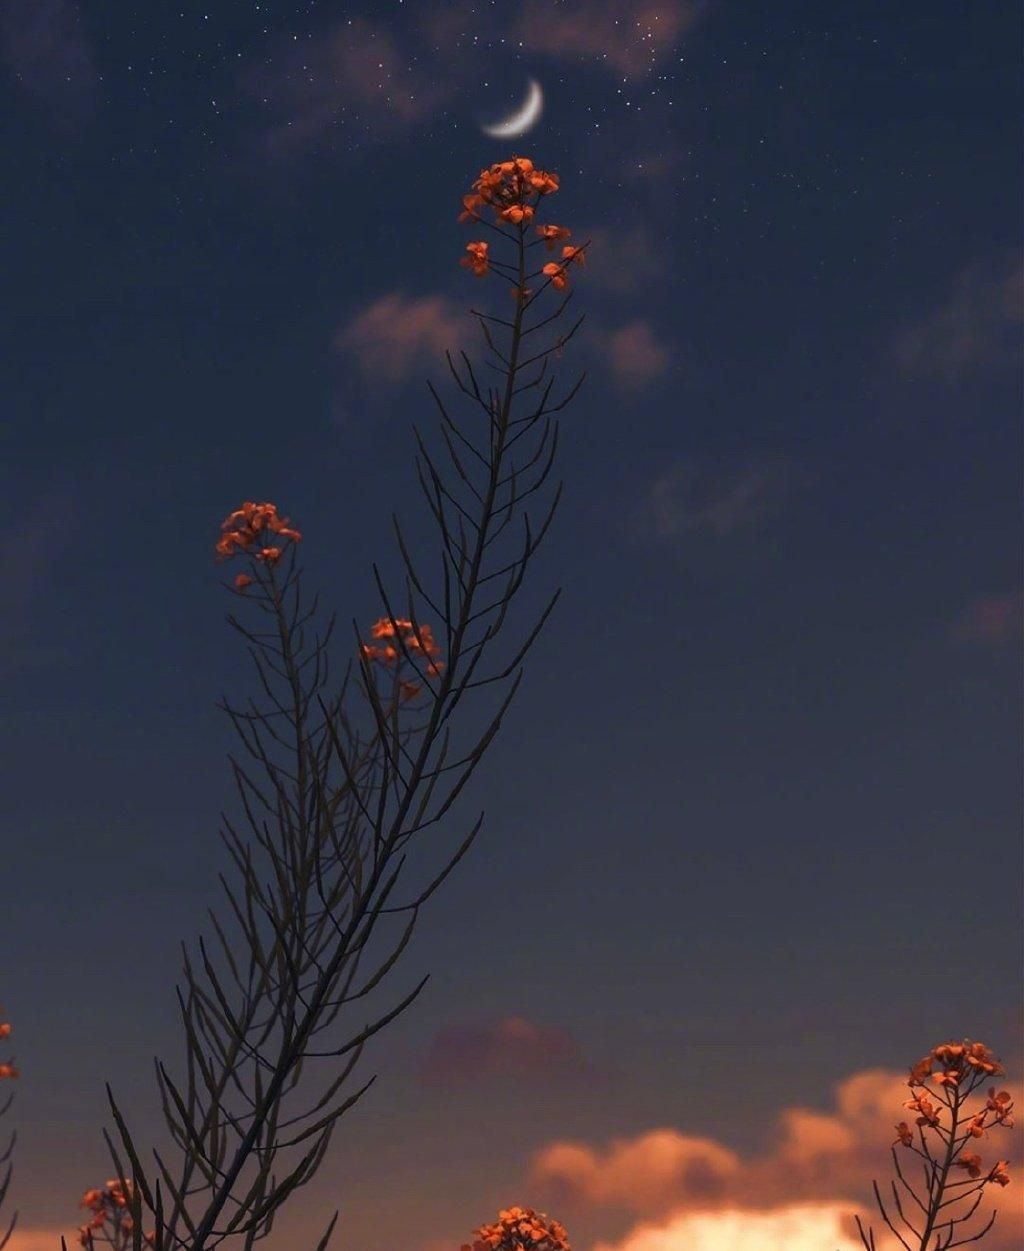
904 1092 941 1127
561 243 586 267
542 261 570 291
954 1152 983 1179
466 1206 571 1251
933 1042 966 1066
528 168 559 195
964 1112 988 1138
363 618 444 678
537 223 571 251
233 573 253 590
458 192 488 222
908 1054 934 1085
893 1121 914 1147
215 530 253 558
934 1066 962 1088
0 1022 10 1040
0 1062 18 1079
988 1159 1011 1186
985 1088 1014 1126
370 617 414 639
498 203 535 225
460 156 560 229
215 501 302 564
460 240 490 277
255 546 282 564
965 1042 1003 1075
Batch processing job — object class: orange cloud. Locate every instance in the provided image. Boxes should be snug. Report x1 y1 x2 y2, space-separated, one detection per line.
534 1130 740 1214
590 1203 894 1251
598 320 672 389
529 1065 1024 1251
510 1 707 78
417 1015 601 1088
951 593 1023 647
333 292 470 385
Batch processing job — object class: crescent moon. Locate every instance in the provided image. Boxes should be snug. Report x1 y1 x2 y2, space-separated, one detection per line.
481 78 544 139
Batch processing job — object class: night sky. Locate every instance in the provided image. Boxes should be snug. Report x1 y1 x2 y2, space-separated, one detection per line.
2 2 1022 1250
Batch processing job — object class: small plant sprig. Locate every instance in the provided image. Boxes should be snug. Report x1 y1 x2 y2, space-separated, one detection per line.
461 1206 571 1251
0 1011 16 1251
856 1038 1014 1251
76 1179 157 1250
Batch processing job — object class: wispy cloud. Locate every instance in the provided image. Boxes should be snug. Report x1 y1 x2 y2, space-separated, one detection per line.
893 251 1023 382
635 457 800 541
0 0 99 129
951 592 1023 647
574 225 673 298
588 319 673 391
417 1014 603 1088
241 16 454 157
528 1065 1024 1251
0 485 74 676
509 1 707 78
333 291 472 388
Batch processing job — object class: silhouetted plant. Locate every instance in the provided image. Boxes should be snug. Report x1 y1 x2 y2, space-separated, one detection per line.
85 155 591 1251
855 1038 1013 1251
0 1011 16 1251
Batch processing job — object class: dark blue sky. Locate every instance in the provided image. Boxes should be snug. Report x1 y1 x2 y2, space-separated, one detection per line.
2 3 1021 1250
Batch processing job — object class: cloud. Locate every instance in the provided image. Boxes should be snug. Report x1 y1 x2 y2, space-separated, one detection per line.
509 1 707 78
593 320 673 390
589 1203 886 1251
951 593 1023 647
533 1130 741 1213
333 291 472 387
893 251 1023 382
241 16 453 157
635 457 799 541
0 0 99 129
0 485 75 676
417 1015 598 1088
569 226 668 299
528 1065 1024 1251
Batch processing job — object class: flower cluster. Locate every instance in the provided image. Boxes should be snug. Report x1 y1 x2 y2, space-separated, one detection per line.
461 1206 570 1251
77 1179 156 1250
893 1038 1014 1188
0 1013 15 1081
858 1038 1015 1250
360 617 444 701
458 155 587 300
215 500 302 590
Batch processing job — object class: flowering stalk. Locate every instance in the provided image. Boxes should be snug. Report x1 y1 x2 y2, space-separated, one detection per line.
73 1179 156 1250
0 1013 16 1251
98 155 590 1251
462 1206 571 1251
856 1039 1013 1251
